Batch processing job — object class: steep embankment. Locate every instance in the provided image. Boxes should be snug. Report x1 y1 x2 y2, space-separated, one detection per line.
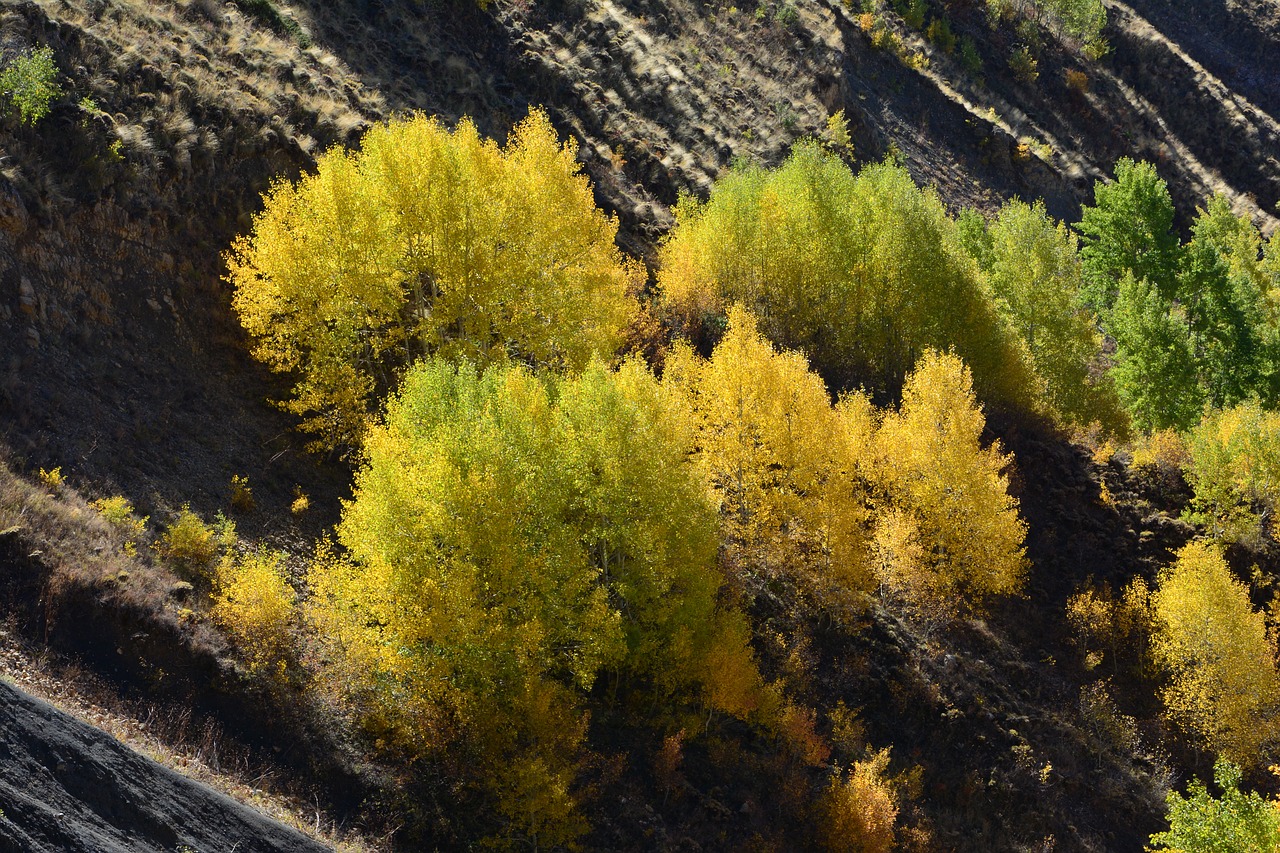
0 679 330 852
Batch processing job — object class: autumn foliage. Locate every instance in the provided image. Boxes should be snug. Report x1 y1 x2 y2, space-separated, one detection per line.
658 144 1043 415
1150 541 1280 766
228 110 638 449
307 357 765 844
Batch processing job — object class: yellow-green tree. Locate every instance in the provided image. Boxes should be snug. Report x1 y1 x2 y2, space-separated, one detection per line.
1150 541 1280 767
872 351 1028 614
819 748 899 853
1185 401 1280 541
211 548 295 677
658 144 1041 413
228 110 637 449
663 306 877 607
983 199 1127 434
308 357 762 845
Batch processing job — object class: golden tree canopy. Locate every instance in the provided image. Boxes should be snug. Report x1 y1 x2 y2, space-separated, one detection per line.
1151 540 1280 766
228 109 638 449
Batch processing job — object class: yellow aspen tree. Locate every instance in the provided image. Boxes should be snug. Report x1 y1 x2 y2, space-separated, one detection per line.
663 306 877 607
872 350 1028 614
228 110 637 450
819 748 900 853
1150 541 1280 767
658 144 1042 415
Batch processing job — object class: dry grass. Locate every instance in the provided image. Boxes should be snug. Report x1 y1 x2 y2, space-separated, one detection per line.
21 0 382 168
0 460 388 852
0 634 386 853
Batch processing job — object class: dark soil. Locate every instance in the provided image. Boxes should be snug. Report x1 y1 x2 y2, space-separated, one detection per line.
0 679 329 853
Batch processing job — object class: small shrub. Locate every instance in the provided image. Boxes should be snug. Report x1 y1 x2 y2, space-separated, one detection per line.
37 466 63 490
1066 577 1152 674
229 474 255 513
160 505 219 570
211 549 295 676
819 748 899 853
824 109 854 153
212 511 239 550
959 36 983 75
859 11 877 31
1009 45 1039 84
925 17 955 52
871 26 901 52
1078 679 1142 755
774 3 799 27
1131 428 1189 474
1083 36 1110 61
1065 68 1089 94
0 46 60 126
897 0 926 29
290 488 310 516
92 496 148 548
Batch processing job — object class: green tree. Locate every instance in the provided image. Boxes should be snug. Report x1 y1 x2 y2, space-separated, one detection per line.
659 144 1042 414
228 110 637 450
1150 541 1280 767
0 46 60 126
308 358 763 845
1077 159 1181 311
1107 273 1204 432
1150 759 1280 853
1177 239 1259 408
1189 195 1280 406
984 199 1127 432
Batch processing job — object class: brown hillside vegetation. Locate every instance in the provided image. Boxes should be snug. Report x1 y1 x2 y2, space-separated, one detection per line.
2 0 1280 849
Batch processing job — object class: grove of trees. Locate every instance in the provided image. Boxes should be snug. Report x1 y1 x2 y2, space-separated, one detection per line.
220 107 1280 847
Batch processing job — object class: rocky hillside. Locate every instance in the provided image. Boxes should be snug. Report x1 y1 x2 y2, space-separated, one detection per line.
1 0 1279 849
0 679 330 852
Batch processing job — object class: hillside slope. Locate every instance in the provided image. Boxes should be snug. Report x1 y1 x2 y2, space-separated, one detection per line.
1 0 1279 849
0 680 330 852
3 0 1279 519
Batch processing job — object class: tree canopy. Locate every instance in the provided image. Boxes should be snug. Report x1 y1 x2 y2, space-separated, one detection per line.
307 357 762 844
1150 541 1280 766
228 110 637 450
658 144 1042 415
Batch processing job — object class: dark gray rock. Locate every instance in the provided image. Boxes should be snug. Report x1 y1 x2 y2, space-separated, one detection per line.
0 681 329 853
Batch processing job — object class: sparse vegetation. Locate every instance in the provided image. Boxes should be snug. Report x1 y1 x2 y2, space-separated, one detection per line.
158 506 220 571
0 46 60 126
229 474 255 514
